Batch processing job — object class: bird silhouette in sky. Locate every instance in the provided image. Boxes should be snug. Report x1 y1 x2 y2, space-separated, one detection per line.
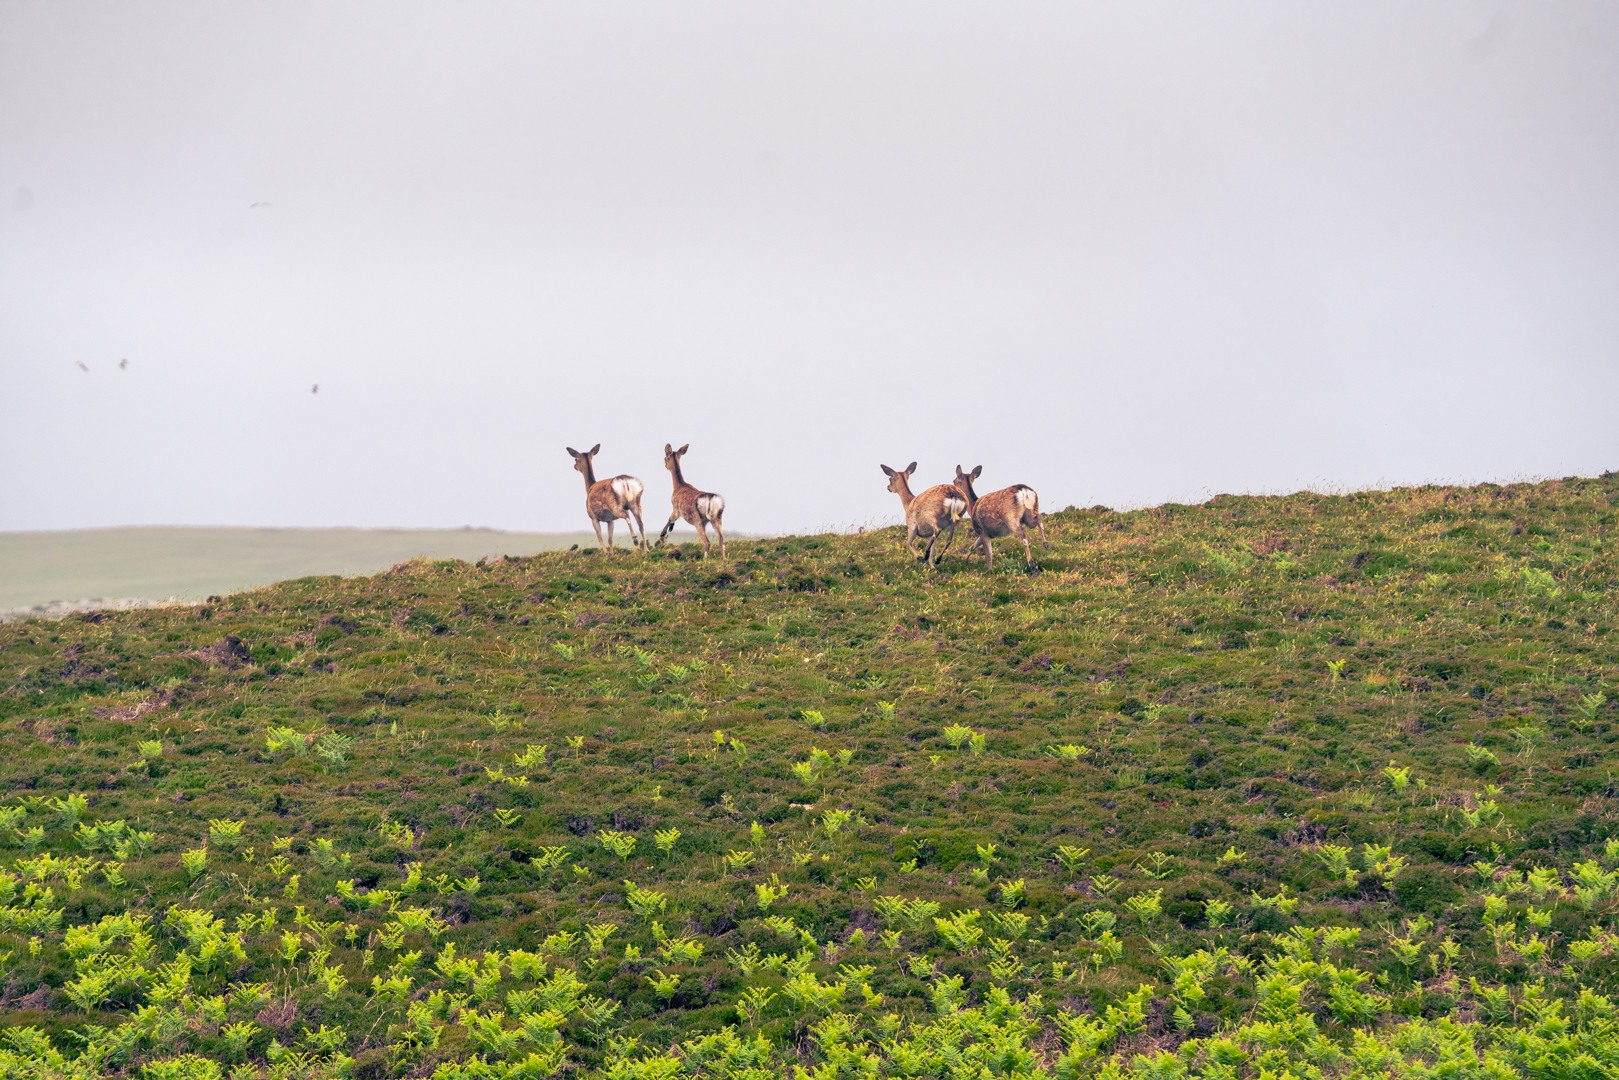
75 362 88 372
311 384 319 394
119 359 129 369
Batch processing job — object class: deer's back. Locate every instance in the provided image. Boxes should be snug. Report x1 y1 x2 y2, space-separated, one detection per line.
972 484 1038 534
909 484 967 531
589 475 643 517
673 483 724 522
670 480 700 513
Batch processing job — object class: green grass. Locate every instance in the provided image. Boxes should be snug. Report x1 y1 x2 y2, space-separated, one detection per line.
1 474 1617 1078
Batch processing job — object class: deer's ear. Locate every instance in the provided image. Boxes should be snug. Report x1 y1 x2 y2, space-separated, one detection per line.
970 465 983 480
905 462 917 475
664 444 673 455
677 444 689 456
880 464 895 477
588 443 601 456
566 447 580 458
954 464 965 477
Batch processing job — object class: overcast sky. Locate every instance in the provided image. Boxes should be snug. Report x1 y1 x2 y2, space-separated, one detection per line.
3 2 1616 535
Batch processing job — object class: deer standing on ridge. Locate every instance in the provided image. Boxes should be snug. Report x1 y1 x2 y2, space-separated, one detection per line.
566 444 648 553
881 462 968 568
657 443 726 558
953 464 1050 572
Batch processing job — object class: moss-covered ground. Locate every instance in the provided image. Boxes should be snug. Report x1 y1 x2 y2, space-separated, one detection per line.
2 474 1617 1078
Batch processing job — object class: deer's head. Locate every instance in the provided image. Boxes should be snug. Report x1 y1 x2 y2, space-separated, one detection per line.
880 462 918 496
953 464 983 501
566 443 601 479
663 443 690 471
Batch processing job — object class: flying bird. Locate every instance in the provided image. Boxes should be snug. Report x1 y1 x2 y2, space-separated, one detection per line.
119 359 129 369
75 362 88 372
311 384 319 394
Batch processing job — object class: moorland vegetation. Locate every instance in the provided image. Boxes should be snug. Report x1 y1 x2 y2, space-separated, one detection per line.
1 474 1617 1079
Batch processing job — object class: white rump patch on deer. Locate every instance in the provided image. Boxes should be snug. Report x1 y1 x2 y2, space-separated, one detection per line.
1015 488 1038 511
945 493 967 518
612 477 643 503
697 493 724 519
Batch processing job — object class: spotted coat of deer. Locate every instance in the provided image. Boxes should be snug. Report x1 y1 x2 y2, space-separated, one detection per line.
656 443 726 558
881 462 968 567
566 443 647 553
953 464 1050 572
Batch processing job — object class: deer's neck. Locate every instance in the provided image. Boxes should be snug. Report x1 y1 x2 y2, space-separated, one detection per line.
893 478 915 510
957 481 977 511
579 462 597 488
668 461 688 489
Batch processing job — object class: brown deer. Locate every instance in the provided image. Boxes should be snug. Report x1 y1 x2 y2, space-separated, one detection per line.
953 464 1050 572
881 462 968 567
566 443 648 553
656 443 726 558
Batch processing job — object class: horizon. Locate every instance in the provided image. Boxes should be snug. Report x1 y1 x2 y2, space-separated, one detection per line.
1 463 1612 537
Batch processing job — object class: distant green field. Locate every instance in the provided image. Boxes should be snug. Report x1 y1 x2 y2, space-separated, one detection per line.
0 527 611 611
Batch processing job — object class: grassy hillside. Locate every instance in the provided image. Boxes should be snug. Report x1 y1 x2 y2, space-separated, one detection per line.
0 528 610 613
1 474 1616 1079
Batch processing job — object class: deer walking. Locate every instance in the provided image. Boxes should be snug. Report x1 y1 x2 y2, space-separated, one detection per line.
881 462 968 567
657 443 726 558
566 443 648 553
953 464 1050 572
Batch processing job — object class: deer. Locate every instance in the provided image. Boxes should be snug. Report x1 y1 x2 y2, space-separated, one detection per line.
953 464 1050 572
656 443 726 558
566 443 648 553
881 462 968 567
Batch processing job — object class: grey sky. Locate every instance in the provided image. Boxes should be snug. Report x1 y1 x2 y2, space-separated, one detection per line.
3 2 1616 535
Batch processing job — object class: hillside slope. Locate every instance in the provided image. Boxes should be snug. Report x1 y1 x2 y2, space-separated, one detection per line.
1 475 1616 1078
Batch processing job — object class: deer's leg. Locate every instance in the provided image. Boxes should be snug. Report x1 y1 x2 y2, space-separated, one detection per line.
1017 525 1037 572
630 504 648 551
697 520 711 558
906 524 923 560
713 513 725 558
935 519 958 562
606 518 619 552
980 527 994 570
1033 511 1051 550
659 510 680 544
